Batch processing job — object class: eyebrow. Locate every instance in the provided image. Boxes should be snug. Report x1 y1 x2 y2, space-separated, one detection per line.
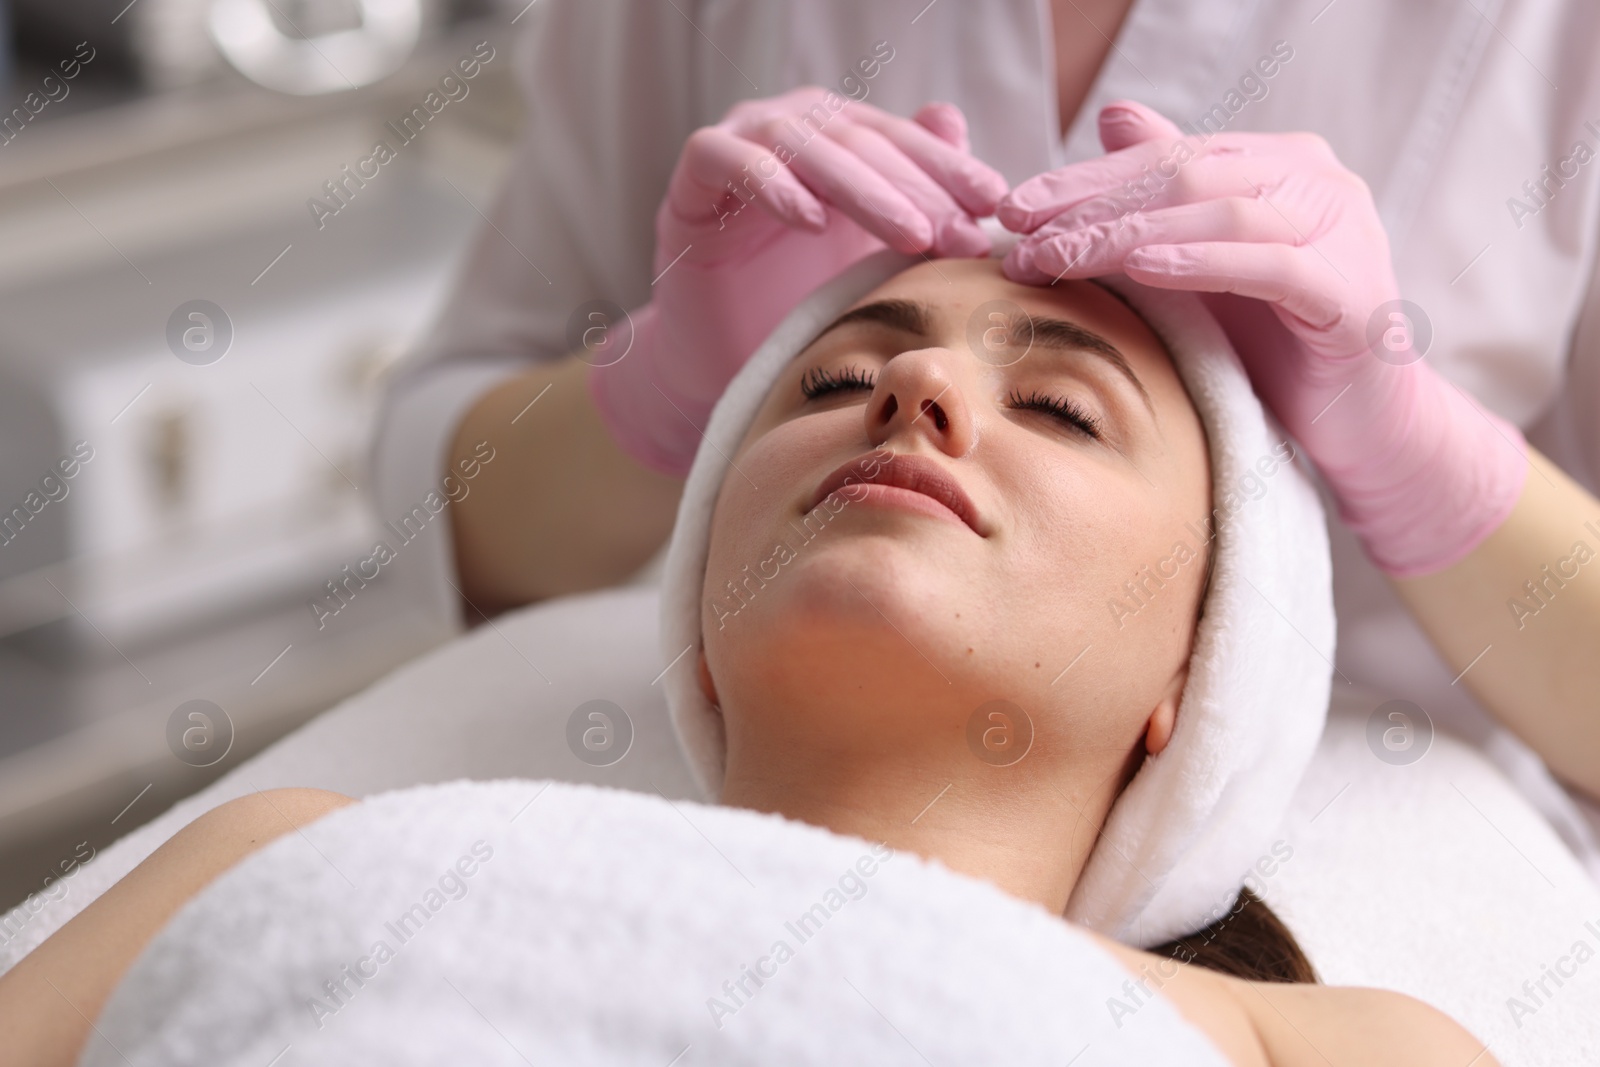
823 298 932 337
816 298 1156 420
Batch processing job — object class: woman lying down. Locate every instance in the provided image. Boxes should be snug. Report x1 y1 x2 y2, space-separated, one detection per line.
0 251 1495 1064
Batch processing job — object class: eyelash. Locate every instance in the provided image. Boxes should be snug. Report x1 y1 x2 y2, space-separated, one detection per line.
1006 389 1104 440
799 366 1104 440
801 366 876 398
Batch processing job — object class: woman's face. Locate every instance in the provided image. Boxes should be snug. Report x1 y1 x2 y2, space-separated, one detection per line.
700 258 1212 831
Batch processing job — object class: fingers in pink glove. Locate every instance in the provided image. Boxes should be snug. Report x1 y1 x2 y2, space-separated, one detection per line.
1004 123 1338 239
1000 142 1205 237
744 121 936 253
998 149 1165 233
914 101 969 150
671 125 829 235
847 100 1009 215
1019 196 1302 283
1002 152 1325 284
1001 101 1185 232
827 121 992 257
724 88 1006 220
1120 242 1348 339
1097 99 1184 152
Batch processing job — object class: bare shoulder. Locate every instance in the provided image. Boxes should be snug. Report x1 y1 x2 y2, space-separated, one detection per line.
186 787 356 847
1234 980 1498 1067
1085 932 1272 1066
1084 932 1495 1067
0 787 354 1067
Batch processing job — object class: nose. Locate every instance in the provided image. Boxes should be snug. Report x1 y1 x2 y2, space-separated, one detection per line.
864 348 977 457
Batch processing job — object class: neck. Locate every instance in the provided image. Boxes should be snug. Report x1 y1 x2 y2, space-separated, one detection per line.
717 738 1117 917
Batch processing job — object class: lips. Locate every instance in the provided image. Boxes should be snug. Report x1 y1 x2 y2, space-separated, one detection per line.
808 451 985 535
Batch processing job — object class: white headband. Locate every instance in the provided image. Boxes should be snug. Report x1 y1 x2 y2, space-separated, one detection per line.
659 235 1335 947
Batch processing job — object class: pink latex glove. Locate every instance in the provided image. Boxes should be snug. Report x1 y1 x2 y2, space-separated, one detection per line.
588 87 1008 477
997 100 1527 579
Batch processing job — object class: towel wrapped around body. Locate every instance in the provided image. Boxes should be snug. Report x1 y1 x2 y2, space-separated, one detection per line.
81 778 1228 1066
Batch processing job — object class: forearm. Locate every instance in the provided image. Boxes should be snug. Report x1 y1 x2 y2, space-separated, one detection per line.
447 355 685 617
1390 445 1600 799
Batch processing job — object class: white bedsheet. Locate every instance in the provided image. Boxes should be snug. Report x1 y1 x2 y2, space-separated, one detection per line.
3 585 1597 1064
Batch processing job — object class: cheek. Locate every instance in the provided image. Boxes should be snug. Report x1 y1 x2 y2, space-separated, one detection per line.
703 473 763 587
1001 453 1149 592
706 422 827 567
999 452 1205 672
700 414 856 631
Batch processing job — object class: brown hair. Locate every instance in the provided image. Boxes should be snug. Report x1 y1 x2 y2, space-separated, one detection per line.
1150 887 1318 983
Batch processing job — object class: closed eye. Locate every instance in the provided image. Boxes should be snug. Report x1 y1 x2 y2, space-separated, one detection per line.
1007 389 1103 440
801 365 876 400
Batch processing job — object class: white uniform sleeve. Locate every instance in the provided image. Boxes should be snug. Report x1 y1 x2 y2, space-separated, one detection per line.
367 0 702 635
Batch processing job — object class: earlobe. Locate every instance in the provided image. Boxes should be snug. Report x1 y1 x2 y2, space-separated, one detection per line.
1144 666 1187 756
697 648 720 707
1144 701 1176 756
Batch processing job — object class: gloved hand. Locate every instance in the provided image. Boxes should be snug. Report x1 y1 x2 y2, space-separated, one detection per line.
589 87 1009 477
996 100 1527 578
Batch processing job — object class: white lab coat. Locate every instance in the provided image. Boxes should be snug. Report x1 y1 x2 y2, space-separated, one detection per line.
369 0 1600 845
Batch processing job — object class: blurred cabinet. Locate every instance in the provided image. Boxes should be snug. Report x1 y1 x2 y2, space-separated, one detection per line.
0 20 522 895
0 196 460 646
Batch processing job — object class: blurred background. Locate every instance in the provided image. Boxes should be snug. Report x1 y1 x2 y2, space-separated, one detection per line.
0 0 526 911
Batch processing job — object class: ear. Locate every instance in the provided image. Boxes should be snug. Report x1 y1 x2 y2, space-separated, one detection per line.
1143 663 1188 757
696 647 720 707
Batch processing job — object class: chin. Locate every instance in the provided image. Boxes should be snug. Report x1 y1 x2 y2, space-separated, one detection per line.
725 532 981 681
792 529 952 616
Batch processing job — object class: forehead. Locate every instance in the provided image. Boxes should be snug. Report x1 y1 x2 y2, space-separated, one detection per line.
839 258 1174 376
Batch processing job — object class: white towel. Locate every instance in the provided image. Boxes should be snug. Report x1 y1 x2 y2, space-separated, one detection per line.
660 237 1336 948
82 778 1230 1066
